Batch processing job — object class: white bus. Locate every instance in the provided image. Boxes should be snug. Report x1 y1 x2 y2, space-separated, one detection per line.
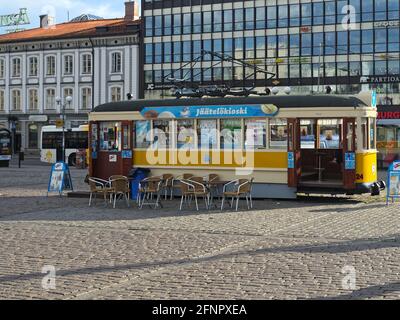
40 125 89 165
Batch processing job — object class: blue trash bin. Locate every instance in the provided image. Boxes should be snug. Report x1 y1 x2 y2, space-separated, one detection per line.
130 168 150 200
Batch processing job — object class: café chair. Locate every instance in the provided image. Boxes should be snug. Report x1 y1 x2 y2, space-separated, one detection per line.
110 176 130 209
221 178 254 211
88 177 114 207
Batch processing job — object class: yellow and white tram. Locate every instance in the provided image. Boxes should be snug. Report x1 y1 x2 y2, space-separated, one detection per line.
88 94 384 199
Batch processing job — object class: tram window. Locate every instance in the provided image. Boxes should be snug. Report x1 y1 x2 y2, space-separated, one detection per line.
100 122 121 152
346 122 354 152
361 118 368 149
122 125 131 150
220 119 242 149
153 120 170 149
135 121 151 149
369 118 376 149
245 119 267 149
197 120 217 149
177 119 195 149
300 119 316 149
269 119 287 149
318 119 341 149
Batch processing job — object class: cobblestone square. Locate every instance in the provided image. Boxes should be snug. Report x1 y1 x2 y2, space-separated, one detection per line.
0 164 399 300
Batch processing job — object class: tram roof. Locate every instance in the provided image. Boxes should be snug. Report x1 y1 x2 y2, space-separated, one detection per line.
92 95 369 113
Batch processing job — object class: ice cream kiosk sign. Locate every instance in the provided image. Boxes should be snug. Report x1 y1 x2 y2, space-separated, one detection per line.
141 104 279 119
386 161 400 205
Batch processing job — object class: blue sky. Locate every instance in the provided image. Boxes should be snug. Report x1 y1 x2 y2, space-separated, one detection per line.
0 0 139 32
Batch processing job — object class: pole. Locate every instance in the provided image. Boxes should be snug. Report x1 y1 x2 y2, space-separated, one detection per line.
62 103 66 163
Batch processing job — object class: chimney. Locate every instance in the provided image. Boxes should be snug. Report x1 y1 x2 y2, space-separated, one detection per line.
40 14 55 29
124 1 138 21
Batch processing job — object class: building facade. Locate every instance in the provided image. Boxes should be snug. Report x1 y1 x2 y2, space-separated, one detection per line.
141 0 400 168
0 3 140 153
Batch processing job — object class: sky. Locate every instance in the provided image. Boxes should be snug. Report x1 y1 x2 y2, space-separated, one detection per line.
0 0 139 32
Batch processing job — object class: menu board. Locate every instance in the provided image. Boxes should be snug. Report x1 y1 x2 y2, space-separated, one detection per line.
47 162 73 195
386 161 400 205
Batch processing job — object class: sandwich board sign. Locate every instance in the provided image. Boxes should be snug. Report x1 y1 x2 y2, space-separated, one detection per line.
47 162 73 196
386 161 400 205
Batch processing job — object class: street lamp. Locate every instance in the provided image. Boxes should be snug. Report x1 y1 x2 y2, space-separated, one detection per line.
56 96 73 163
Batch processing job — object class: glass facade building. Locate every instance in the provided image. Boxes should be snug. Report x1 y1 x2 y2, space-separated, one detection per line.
141 0 400 168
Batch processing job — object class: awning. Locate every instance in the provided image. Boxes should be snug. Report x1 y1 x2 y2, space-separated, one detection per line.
377 119 400 126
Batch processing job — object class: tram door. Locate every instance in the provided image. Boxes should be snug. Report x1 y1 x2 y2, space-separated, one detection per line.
343 118 356 190
287 118 301 188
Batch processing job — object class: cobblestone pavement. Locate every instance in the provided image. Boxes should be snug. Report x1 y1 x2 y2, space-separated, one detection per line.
0 165 399 300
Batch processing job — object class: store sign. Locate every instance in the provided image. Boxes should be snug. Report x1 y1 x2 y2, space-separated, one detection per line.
0 8 30 27
141 104 279 120
360 75 400 84
378 112 400 119
374 21 400 28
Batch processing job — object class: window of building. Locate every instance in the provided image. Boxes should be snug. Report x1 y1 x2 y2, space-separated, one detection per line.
46 56 56 76
193 12 201 34
145 43 153 64
135 120 151 148
173 14 181 35
325 2 336 25
154 15 162 36
0 90 4 111
255 7 265 29
362 0 374 22
269 119 287 149
111 86 122 102
145 16 153 36
29 57 38 77
224 10 233 31
45 88 56 110
82 54 92 74
12 58 21 77
233 8 244 31
81 87 92 110
245 119 267 149
245 8 254 30
28 124 38 149
164 42 172 63
164 14 172 35
301 3 312 25
203 12 212 33
266 6 277 29
64 55 73 75
289 4 300 27
28 89 38 111
63 88 74 109
154 43 162 63
183 13 191 34
197 120 217 149
214 11 222 32
0 59 4 78
278 5 288 28
220 119 242 149
11 89 21 111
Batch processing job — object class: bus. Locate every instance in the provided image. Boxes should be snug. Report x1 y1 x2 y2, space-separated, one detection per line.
40 125 89 165
0 129 12 167
88 93 384 199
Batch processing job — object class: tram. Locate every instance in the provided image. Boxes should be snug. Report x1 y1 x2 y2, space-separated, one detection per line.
88 93 384 199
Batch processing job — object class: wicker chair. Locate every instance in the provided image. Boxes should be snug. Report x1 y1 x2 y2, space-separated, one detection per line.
110 176 130 209
161 174 174 200
138 176 163 209
179 178 210 211
221 178 254 211
88 177 114 207
170 173 194 199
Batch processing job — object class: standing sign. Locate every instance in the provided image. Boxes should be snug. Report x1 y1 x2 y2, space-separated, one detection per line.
386 161 400 205
47 162 73 196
